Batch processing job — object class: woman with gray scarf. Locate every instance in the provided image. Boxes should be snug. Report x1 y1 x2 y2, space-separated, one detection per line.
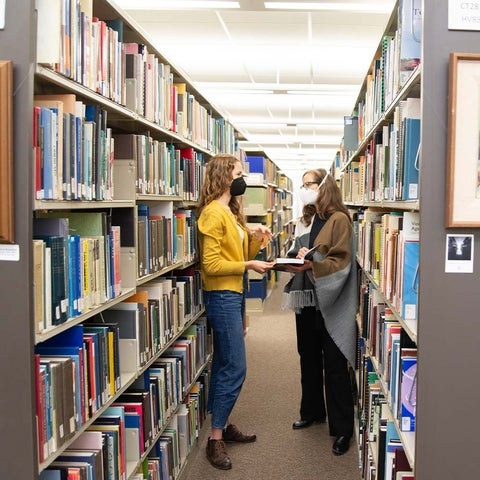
283 168 357 456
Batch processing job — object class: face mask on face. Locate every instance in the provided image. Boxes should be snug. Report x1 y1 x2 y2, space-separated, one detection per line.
230 176 247 196
299 187 319 205
299 173 329 205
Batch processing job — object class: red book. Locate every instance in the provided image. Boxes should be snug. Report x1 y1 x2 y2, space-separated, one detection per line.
33 106 42 199
83 335 97 416
34 354 47 462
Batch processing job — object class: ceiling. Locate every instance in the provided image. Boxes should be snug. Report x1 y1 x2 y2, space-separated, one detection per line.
114 0 395 182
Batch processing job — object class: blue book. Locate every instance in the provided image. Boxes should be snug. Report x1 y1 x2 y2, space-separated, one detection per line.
402 240 419 321
39 470 65 480
68 234 81 317
137 204 151 275
400 356 417 432
402 118 421 200
245 155 266 174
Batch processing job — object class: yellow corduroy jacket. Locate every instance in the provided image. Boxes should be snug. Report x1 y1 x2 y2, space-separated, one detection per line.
197 200 263 293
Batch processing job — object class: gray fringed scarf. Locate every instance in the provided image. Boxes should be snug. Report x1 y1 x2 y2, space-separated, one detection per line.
282 223 319 313
282 270 317 313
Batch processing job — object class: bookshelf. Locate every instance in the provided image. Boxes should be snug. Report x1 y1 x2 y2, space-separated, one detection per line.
242 152 294 310
336 1 480 479
338 1 421 477
0 0 232 478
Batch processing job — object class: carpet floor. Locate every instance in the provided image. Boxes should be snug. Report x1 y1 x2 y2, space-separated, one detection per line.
180 272 362 480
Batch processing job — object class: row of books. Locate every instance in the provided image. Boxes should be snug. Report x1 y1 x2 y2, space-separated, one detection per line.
356 0 421 143
33 214 124 331
342 98 421 203
355 209 419 322
38 369 209 480
357 353 416 480
34 96 113 201
36 0 236 154
358 282 418 430
35 323 123 462
106 270 204 368
113 134 206 199
33 94 207 202
35 303 209 468
137 205 197 279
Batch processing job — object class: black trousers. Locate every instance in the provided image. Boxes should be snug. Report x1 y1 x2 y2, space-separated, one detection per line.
295 306 354 437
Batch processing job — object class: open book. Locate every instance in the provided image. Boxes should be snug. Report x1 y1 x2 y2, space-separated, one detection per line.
272 244 318 270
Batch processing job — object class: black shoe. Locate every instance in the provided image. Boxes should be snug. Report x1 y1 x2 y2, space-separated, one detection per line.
332 436 351 456
292 419 314 429
292 418 325 429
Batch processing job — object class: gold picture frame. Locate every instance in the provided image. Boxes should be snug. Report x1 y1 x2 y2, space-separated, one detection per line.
446 52 480 228
0 60 13 243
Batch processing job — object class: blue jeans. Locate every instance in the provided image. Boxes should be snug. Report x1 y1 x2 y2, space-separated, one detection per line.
204 290 246 429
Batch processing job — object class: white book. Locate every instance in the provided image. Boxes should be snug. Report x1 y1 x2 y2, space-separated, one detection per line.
36 0 61 65
44 246 52 330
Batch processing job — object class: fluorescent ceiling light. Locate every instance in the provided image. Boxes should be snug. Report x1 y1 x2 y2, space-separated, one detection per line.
204 89 275 95
116 1 240 9
264 2 393 13
286 90 354 96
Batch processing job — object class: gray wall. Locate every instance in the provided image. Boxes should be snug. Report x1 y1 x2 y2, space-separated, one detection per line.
416 1 480 478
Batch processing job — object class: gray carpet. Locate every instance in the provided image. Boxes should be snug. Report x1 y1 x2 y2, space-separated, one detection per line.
181 272 362 480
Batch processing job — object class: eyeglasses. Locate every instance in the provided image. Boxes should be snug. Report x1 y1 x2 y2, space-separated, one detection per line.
300 181 319 190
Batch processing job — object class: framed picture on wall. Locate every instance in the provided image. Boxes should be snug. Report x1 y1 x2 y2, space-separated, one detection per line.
446 52 480 228
0 60 13 244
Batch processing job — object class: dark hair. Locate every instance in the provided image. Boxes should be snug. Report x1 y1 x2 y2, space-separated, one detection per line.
196 153 247 227
300 168 350 226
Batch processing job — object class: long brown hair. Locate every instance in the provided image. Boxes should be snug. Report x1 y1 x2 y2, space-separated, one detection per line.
300 168 351 225
196 153 247 227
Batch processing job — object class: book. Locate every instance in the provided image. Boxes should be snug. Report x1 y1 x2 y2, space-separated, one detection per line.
400 355 417 432
124 412 141 462
401 118 421 200
398 0 422 87
33 239 46 333
33 217 70 324
56 449 103 480
272 244 319 270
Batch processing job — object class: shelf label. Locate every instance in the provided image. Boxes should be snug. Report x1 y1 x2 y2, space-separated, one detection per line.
0 244 20 262
448 0 480 30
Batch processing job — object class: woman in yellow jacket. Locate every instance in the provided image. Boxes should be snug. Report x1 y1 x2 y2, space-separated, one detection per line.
197 153 273 470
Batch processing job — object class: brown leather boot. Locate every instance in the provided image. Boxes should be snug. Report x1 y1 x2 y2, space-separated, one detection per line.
223 424 257 443
206 438 232 470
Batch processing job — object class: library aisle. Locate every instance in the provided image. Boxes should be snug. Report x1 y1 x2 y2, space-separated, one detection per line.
181 273 361 480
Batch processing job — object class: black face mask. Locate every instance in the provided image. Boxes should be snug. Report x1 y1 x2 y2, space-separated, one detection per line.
230 176 247 196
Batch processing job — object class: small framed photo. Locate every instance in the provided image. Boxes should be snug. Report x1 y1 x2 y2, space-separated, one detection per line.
446 52 480 227
445 234 474 273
